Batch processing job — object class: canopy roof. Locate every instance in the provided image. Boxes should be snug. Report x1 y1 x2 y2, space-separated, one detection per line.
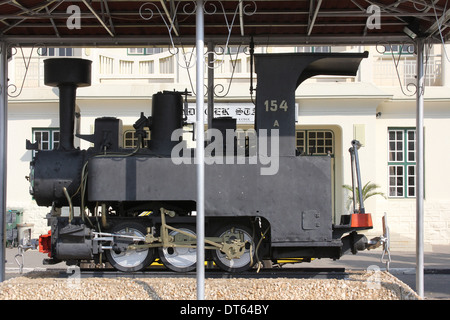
1 0 450 46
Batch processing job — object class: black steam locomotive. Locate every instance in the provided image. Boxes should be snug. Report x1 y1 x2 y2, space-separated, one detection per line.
28 51 377 273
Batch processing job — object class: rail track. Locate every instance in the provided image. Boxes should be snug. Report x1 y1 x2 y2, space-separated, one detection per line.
59 266 349 280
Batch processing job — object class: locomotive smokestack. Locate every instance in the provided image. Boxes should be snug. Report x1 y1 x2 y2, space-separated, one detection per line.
44 58 91 150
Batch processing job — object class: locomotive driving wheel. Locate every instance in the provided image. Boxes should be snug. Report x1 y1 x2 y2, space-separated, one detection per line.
211 224 256 273
105 221 155 272
158 225 197 272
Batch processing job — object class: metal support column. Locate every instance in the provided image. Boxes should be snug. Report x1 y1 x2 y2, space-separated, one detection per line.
0 41 8 283
195 0 205 300
415 38 425 299
207 42 214 132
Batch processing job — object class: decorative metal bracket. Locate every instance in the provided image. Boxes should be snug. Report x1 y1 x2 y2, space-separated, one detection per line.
139 1 256 98
211 43 252 98
203 0 256 67
139 1 256 70
139 1 195 68
7 43 47 98
375 41 428 97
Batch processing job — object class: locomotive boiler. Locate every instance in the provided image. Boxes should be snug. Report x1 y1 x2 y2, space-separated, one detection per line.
28 50 379 273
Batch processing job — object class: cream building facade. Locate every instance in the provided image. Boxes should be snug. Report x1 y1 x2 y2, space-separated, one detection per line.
5 44 450 250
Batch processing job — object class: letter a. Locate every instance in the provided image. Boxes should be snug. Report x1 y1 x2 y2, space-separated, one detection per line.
366 5 381 30
67 5 81 30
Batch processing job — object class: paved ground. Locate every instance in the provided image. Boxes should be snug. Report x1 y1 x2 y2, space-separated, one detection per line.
3 245 450 300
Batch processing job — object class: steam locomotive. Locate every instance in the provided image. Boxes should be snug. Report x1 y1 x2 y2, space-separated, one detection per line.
28 50 379 273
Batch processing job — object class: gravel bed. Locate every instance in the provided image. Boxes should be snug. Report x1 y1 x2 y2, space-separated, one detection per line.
0 270 420 300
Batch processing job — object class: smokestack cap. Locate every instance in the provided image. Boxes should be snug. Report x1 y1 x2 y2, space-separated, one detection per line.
44 58 91 87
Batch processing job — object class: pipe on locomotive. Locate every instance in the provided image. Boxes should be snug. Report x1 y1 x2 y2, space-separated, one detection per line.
43 58 92 151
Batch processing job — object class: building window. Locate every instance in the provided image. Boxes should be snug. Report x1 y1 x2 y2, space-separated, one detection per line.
296 130 334 155
40 47 81 57
383 44 414 55
128 48 164 55
388 128 416 197
147 48 164 55
123 129 150 149
32 128 60 153
296 46 331 53
128 48 146 55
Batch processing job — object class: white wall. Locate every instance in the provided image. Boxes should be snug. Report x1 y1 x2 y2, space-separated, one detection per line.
375 88 450 249
7 100 59 236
